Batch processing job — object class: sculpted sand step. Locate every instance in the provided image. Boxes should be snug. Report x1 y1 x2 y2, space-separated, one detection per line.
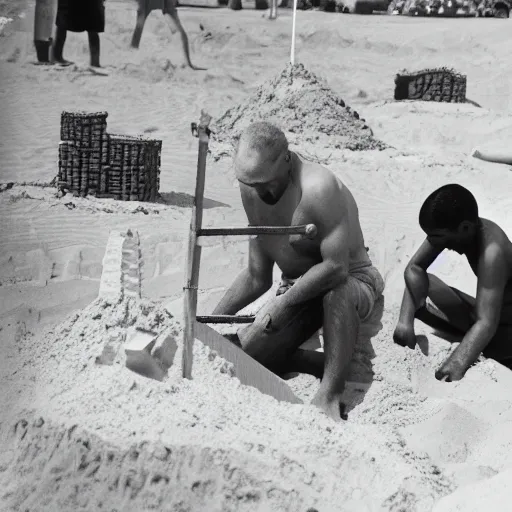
98 229 142 301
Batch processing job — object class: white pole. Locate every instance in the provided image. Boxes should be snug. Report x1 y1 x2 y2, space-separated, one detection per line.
290 0 298 65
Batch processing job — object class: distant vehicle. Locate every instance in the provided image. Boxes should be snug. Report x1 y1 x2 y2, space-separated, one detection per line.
354 0 393 13
338 0 393 13
476 0 510 17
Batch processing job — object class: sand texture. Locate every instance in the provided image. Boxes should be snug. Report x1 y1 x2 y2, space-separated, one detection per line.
2 1 512 510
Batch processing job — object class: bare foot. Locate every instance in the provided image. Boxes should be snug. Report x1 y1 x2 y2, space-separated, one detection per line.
311 390 346 422
55 59 74 67
88 66 109 76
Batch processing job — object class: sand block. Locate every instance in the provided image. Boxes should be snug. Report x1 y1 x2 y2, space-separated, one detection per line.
432 468 512 512
98 231 125 300
98 230 141 301
194 321 302 404
124 327 177 381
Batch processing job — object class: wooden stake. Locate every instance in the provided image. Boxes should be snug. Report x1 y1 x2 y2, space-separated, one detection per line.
290 0 298 65
182 111 212 380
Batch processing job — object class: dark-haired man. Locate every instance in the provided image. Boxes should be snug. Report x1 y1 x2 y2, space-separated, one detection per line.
394 184 512 381
212 121 384 421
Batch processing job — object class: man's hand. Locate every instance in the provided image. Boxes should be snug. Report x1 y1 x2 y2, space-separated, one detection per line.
393 321 417 349
435 356 466 382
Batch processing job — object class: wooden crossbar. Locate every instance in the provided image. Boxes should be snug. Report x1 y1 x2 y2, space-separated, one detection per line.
197 224 317 238
196 315 255 324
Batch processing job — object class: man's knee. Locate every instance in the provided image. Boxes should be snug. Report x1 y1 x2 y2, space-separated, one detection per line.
323 280 358 314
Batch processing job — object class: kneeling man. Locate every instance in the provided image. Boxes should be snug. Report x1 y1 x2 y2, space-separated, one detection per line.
212 122 384 421
394 184 512 380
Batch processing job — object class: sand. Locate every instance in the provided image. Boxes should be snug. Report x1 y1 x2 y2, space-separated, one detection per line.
2 2 512 510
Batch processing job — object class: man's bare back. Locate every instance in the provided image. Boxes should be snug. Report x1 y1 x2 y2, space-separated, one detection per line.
240 153 371 280
465 219 512 312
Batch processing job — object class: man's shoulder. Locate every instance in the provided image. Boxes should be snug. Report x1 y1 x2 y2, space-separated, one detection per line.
481 219 511 257
478 222 512 280
301 161 340 196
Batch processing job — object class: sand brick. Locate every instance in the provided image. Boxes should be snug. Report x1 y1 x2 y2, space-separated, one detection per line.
124 327 178 381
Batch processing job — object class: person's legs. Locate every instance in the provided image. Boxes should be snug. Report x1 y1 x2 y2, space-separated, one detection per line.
416 273 475 333
310 282 361 420
131 2 149 49
311 265 384 421
162 1 204 70
52 26 73 65
88 32 101 67
237 296 324 375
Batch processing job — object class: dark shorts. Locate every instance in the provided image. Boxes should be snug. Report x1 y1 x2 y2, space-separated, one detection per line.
427 286 512 363
56 0 105 33
138 0 178 14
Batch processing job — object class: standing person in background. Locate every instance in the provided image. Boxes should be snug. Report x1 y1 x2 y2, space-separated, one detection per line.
131 0 205 71
52 0 106 72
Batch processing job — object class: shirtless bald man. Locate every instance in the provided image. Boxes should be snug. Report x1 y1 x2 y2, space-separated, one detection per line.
394 184 512 381
212 122 384 421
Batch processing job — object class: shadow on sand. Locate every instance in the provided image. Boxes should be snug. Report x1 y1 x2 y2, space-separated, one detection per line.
158 191 229 209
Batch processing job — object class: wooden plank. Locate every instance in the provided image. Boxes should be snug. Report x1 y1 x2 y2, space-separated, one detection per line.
194 322 302 404
182 111 212 380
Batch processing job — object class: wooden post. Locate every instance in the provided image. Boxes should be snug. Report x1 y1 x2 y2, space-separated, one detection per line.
182 111 212 380
290 0 298 65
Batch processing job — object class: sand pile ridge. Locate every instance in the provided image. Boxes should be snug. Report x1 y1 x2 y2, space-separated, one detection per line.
211 63 387 157
0 293 456 511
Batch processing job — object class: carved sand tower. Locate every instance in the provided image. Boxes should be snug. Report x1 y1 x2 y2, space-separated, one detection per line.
394 67 467 103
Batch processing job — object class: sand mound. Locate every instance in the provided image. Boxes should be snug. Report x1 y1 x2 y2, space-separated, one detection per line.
211 63 387 158
400 403 487 465
0 295 455 511
432 468 512 512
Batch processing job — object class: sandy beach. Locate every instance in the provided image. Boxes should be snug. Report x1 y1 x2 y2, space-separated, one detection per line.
1 1 512 510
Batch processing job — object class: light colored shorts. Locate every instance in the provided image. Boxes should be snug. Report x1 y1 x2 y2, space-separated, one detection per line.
238 262 385 350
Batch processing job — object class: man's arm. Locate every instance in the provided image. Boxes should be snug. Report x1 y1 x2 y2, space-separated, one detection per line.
448 245 507 371
279 186 349 309
397 239 444 324
212 237 274 316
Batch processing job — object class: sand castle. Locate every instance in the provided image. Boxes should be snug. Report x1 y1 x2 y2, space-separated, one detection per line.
58 111 162 201
394 67 467 103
